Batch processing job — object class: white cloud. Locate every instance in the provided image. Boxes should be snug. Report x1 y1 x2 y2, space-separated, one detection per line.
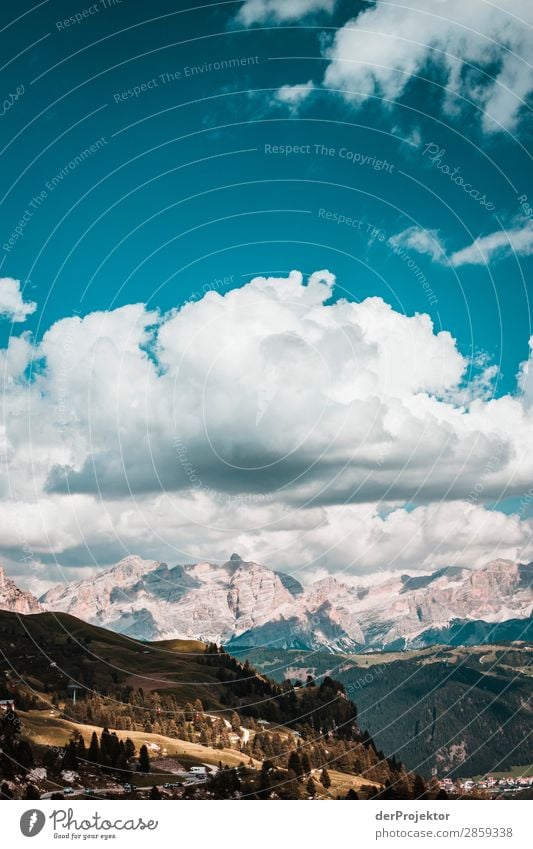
449 219 533 266
0 278 36 322
237 0 337 25
389 226 446 261
268 500 533 578
2 269 533 577
323 0 533 133
2 490 532 587
391 220 533 268
275 80 315 108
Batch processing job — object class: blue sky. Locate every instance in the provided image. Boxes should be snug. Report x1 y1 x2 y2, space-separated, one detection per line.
0 0 532 588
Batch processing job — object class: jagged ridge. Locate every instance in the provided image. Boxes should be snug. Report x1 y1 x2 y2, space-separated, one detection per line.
36 554 533 650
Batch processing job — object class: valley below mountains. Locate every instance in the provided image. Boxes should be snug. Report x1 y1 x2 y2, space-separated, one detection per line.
242 643 533 777
0 558 532 783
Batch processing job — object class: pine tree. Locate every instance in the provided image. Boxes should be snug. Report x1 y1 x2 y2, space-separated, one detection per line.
320 768 331 789
301 752 312 776
138 744 150 773
24 783 40 800
0 708 21 777
42 747 60 774
258 760 274 797
281 769 302 800
230 712 241 733
88 731 99 764
307 777 317 797
124 738 136 760
288 750 303 779
62 741 78 771
17 739 34 769
412 774 428 800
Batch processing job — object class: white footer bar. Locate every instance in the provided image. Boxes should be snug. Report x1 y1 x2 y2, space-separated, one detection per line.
4 799 530 848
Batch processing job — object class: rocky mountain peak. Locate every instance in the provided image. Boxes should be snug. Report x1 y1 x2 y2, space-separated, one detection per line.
306 575 347 604
0 566 43 615
108 554 162 580
483 558 517 572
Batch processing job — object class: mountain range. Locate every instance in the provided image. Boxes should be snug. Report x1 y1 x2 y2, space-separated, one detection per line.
14 553 529 651
1 567 532 779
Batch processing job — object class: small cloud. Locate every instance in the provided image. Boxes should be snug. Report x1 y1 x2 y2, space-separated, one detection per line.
389 226 446 262
391 220 533 269
274 80 315 109
404 127 422 149
449 220 533 267
0 277 37 322
237 0 337 26
391 125 423 149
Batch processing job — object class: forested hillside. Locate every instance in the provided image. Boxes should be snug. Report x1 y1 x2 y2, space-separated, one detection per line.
0 610 435 800
242 644 533 777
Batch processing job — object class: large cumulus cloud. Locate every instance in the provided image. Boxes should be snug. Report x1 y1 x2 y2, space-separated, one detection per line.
2 269 533 580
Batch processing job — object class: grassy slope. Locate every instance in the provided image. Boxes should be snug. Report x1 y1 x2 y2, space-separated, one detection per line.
19 711 378 796
1 611 387 795
1 610 250 709
1 611 260 772
19 709 261 770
